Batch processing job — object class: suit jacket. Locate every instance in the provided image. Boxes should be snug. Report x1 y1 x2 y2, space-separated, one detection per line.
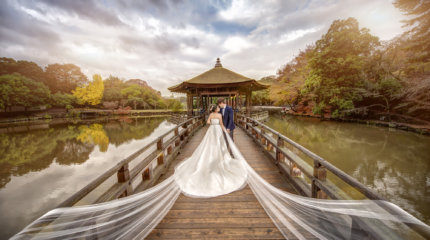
221 106 235 130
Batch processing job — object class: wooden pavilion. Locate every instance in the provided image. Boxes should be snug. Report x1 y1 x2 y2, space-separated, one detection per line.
168 58 268 116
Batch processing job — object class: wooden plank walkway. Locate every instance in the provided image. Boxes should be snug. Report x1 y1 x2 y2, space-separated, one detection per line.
146 126 297 239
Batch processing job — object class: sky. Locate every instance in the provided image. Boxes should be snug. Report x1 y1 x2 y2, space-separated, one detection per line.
0 0 406 95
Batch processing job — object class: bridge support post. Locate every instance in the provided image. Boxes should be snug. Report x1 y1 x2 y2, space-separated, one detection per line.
312 161 327 199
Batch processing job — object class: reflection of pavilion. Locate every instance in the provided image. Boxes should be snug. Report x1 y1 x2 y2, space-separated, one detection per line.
168 58 268 116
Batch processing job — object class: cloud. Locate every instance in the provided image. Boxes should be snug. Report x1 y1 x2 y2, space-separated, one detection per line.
0 0 406 95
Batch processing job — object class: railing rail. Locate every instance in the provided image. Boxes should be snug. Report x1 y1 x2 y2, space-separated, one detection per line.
250 111 269 121
58 115 204 208
236 113 430 239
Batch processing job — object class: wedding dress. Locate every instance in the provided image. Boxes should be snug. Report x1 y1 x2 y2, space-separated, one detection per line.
11 119 430 240
173 118 247 197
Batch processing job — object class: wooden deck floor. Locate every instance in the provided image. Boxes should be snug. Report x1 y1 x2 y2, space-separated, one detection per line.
146 126 296 239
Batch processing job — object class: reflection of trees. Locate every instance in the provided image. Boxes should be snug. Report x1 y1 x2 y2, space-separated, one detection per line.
54 139 94 165
77 124 109 152
267 115 430 223
0 126 79 188
104 117 166 146
0 117 169 190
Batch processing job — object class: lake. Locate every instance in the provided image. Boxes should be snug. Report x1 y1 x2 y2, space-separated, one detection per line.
264 114 430 225
0 116 176 239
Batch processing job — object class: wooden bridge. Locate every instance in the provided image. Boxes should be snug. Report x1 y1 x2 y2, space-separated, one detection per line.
56 114 429 239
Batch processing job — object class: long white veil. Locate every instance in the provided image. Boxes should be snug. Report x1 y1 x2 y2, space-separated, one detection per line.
11 126 430 240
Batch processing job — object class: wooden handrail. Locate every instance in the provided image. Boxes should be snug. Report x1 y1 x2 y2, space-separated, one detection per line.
58 115 204 208
236 113 430 239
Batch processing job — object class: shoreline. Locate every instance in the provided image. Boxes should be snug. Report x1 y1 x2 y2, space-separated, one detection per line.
279 111 430 135
0 109 187 125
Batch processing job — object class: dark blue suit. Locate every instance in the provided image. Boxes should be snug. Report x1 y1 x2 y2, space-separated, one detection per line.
221 105 235 140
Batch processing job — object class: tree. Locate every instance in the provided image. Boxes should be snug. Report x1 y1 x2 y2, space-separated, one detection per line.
0 58 46 84
0 74 20 111
121 84 143 110
103 75 124 102
271 47 313 111
376 77 402 120
21 76 51 110
393 0 430 62
45 63 88 93
303 18 380 117
0 73 50 111
73 74 104 106
51 92 76 109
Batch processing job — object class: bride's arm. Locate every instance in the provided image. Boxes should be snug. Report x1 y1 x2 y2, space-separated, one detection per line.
206 113 212 124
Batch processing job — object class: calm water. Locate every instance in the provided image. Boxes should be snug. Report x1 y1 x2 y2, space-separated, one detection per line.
265 114 430 224
0 116 175 239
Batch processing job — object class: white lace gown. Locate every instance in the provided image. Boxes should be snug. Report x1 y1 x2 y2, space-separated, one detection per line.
173 118 248 197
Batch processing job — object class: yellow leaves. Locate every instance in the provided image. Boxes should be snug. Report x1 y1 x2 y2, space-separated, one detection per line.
76 123 109 152
73 74 104 106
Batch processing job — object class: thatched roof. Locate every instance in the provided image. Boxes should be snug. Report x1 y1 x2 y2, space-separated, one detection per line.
168 58 268 93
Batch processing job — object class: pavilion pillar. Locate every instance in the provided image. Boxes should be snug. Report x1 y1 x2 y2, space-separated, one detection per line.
187 94 193 118
246 91 251 116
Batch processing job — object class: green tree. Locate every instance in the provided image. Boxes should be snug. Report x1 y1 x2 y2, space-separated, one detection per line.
376 77 402 120
51 92 76 109
73 74 104 106
103 75 124 102
303 17 380 117
0 58 46 83
0 73 50 111
45 63 88 93
21 76 51 110
121 84 144 110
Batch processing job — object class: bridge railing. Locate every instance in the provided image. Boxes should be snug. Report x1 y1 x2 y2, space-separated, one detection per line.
250 111 269 122
236 113 430 239
58 115 204 208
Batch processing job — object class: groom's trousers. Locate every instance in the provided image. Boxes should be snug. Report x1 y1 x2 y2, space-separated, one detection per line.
229 129 234 141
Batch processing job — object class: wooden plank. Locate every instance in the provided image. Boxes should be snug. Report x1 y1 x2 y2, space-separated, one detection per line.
164 208 268 219
156 217 276 228
147 227 287 239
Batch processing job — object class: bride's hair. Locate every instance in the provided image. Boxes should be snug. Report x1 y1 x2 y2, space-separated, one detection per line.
209 104 217 113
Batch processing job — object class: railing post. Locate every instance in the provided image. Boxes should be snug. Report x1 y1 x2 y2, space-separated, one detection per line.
260 126 266 145
117 163 130 183
157 153 164 165
142 167 150 181
174 128 180 146
276 136 284 164
157 137 163 151
312 160 327 199
117 163 131 197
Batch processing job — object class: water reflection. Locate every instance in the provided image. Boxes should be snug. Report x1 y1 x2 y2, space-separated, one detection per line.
0 116 174 239
265 114 430 224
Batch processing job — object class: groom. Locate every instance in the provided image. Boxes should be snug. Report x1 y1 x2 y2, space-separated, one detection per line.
217 97 235 141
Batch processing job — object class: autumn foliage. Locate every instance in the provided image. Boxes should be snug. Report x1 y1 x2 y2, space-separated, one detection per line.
256 2 430 124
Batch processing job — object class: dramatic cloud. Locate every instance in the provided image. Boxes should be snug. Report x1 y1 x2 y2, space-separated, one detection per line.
0 0 405 95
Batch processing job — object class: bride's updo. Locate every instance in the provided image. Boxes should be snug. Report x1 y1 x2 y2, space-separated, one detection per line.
209 104 217 113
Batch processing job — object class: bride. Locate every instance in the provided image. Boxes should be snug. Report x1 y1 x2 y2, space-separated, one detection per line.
174 104 247 197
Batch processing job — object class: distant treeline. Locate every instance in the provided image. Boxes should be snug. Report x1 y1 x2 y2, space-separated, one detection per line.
0 58 183 112
253 1 430 124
